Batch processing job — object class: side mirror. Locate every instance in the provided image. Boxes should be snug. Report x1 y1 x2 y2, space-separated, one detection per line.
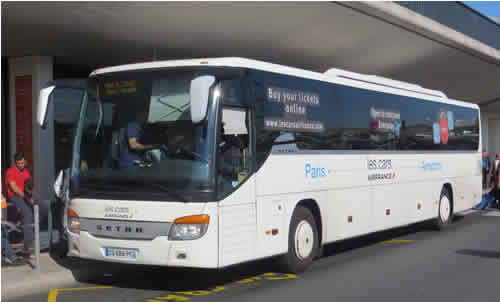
53 170 65 198
37 85 56 129
53 169 70 199
190 76 215 124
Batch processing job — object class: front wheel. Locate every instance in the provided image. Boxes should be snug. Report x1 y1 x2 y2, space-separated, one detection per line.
433 187 453 230
279 206 319 273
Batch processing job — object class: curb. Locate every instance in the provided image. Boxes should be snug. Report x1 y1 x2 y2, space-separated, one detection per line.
2 269 76 300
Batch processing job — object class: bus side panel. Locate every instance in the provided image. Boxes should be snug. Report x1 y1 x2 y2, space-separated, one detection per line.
255 154 330 257
370 152 481 230
326 187 372 242
255 191 326 259
325 154 372 242
370 154 442 230
449 152 482 212
256 153 371 247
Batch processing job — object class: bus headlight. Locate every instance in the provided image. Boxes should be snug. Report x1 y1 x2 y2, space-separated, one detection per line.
169 215 209 240
68 209 80 234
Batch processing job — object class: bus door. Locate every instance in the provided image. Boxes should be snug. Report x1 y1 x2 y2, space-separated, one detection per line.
217 103 257 267
37 79 87 259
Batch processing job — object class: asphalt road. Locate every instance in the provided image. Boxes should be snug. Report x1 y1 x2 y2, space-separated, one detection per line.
10 210 500 302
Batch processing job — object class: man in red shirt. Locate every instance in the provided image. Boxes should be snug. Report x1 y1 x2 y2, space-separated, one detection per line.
6 152 35 255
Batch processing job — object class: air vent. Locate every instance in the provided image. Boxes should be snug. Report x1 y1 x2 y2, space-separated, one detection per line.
324 68 446 99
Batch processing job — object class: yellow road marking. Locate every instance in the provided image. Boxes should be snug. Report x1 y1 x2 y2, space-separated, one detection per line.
262 273 297 280
48 271 297 302
383 239 415 244
47 286 113 302
153 294 190 301
211 286 225 292
237 276 261 284
47 289 59 302
175 290 211 296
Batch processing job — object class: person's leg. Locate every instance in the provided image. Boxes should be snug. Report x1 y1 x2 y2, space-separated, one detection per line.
9 196 34 250
494 188 500 208
482 168 485 188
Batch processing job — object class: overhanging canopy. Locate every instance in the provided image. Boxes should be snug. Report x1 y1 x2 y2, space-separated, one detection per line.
2 2 500 106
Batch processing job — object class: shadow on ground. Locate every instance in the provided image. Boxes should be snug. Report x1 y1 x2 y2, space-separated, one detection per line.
54 255 281 292
322 215 465 258
50 215 469 292
456 249 500 259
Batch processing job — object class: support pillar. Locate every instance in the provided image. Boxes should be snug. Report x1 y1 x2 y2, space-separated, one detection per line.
8 56 54 201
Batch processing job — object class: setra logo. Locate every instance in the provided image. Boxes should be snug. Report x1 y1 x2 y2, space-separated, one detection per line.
96 224 143 233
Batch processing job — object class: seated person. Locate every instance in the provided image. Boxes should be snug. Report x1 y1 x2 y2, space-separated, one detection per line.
120 110 160 169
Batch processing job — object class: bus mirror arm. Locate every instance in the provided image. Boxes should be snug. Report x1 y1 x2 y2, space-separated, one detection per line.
37 85 56 129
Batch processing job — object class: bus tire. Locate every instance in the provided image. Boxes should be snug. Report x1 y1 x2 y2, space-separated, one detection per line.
280 205 318 273
433 187 453 230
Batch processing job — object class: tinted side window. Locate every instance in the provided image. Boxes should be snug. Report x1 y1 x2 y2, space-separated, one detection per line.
249 70 340 166
249 70 479 164
332 85 479 151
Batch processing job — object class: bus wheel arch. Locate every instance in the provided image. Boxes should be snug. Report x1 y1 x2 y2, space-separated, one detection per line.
279 200 321 273
443 183 454 215
433 183 454 230
296 199 323 255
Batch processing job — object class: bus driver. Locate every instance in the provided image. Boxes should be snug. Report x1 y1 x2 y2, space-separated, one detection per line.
120 109 160 169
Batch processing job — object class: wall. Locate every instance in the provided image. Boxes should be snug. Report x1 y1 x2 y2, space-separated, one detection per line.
481 109 500 161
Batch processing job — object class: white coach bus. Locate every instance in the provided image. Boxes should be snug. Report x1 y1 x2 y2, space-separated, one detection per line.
37 58 481 275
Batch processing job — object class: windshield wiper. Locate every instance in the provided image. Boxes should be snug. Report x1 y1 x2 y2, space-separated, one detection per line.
80 183 130 191
149 183 189 203
157 99 184 113
158 103 190 120
80 183 188 202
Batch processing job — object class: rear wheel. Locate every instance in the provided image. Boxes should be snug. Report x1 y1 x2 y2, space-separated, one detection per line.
433 187 453 230
280 206 319 273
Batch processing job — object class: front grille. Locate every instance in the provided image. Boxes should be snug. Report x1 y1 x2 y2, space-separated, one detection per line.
80 218 171 240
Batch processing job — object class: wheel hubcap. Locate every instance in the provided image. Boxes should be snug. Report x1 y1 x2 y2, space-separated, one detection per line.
294 220 314 260
440 195 450 222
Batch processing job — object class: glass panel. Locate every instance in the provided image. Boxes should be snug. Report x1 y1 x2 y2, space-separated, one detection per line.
75 69 218 201
149 74 191 122
217 106 250 199
250 69 479 167
52 88 84 175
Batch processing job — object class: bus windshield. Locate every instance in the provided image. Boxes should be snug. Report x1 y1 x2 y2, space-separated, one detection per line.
74 69 218 201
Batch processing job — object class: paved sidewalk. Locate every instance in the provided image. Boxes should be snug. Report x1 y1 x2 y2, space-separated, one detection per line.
1 252 75 301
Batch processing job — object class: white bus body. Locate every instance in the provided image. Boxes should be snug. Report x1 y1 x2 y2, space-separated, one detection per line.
39 58 481 273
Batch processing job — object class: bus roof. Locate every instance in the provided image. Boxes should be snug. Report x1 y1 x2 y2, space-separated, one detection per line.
90 57 478 110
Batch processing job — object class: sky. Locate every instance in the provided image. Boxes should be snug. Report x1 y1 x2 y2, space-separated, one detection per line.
463 1 500 19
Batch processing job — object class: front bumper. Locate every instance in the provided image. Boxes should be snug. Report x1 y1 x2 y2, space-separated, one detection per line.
67 221 218 268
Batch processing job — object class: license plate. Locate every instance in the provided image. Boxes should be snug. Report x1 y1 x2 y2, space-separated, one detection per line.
104 247 137 260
